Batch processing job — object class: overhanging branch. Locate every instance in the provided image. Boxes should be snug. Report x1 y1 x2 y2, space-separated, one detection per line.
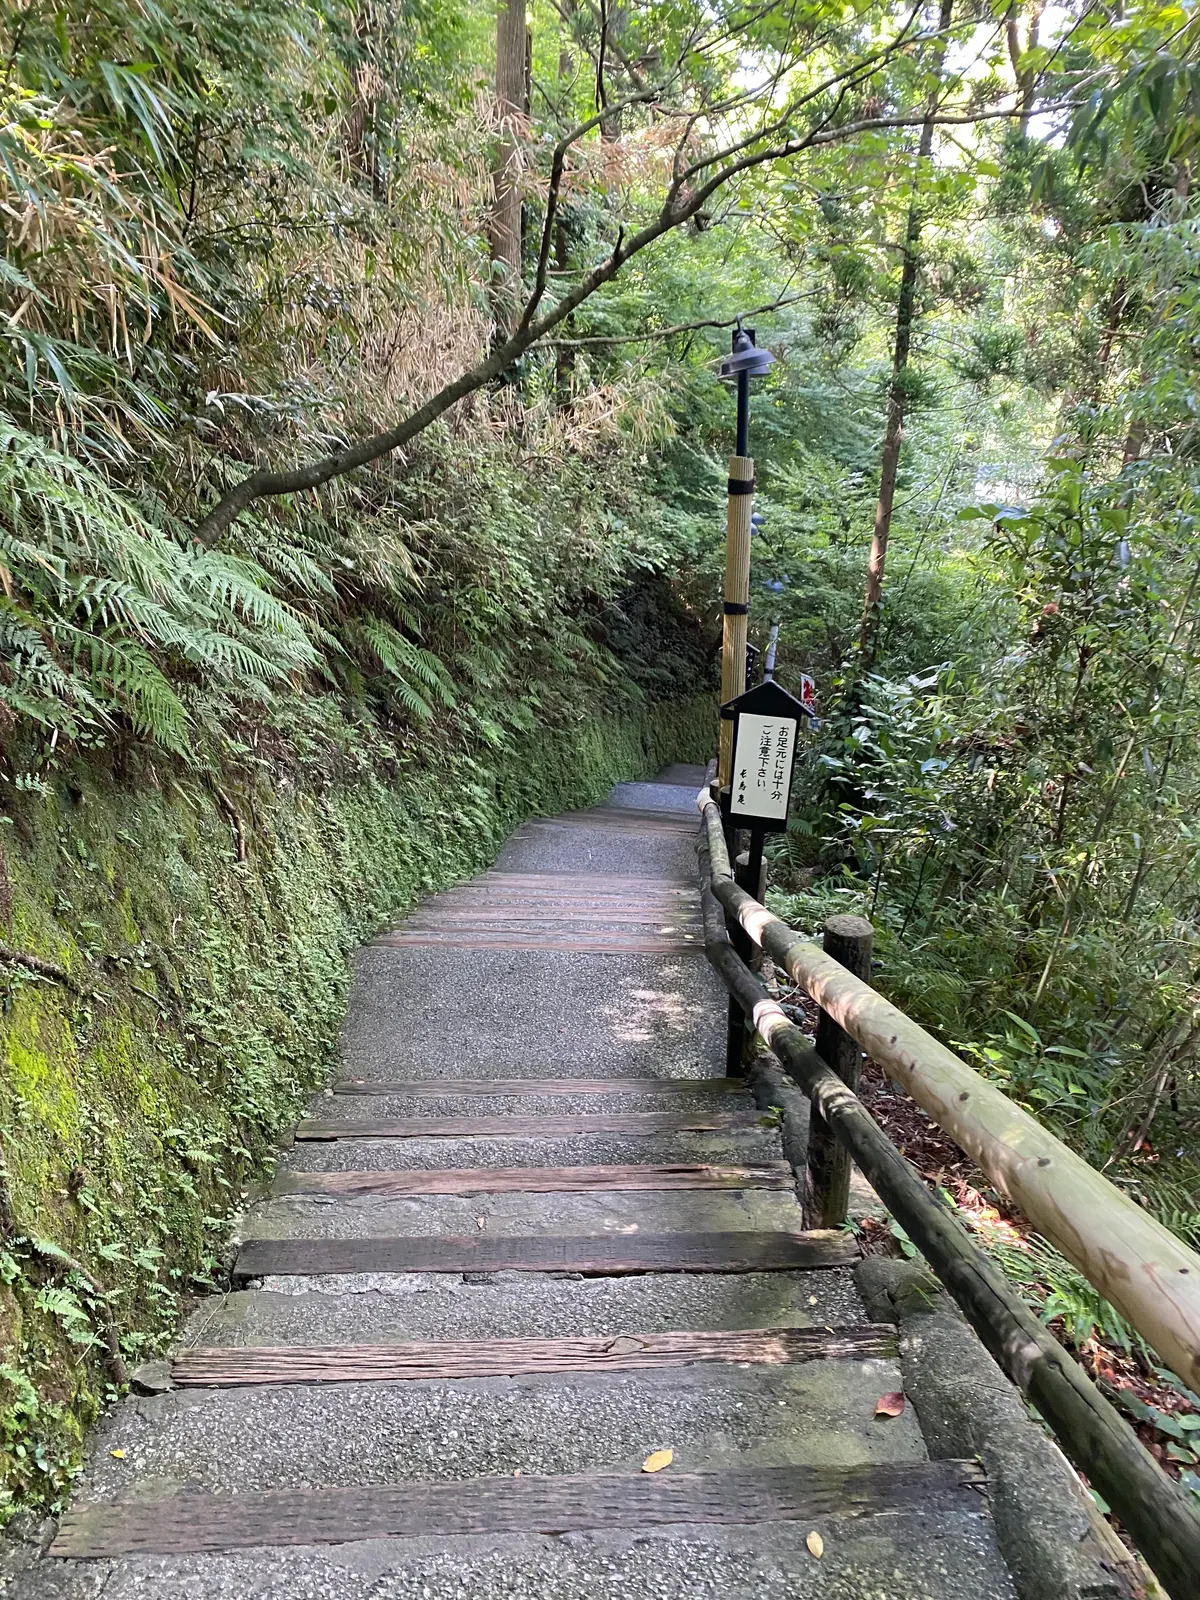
191 94 1081 547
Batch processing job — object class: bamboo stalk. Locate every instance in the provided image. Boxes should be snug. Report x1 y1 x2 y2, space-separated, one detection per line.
699 797 1200 1392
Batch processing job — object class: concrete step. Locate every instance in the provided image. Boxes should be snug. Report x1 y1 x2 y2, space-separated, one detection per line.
181 1270 868 1348
279 1128 784 1174
72 1360 924 1501
305 1082 753 1118
608 778 702 813
339 944 725 1078
241 1188 805 1242
650 763 709 787
495 821 699 879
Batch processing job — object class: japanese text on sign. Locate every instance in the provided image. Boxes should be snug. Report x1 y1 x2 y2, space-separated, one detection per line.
731 713 796 823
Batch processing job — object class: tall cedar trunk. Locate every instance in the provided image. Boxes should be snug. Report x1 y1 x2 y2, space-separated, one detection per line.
555 3 577 401
491 0 528 338
857 0 953 672
1005 0 1046 136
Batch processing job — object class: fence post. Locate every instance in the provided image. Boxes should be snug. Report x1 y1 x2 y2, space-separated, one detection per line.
724 843 767 1076
807 914 873 1227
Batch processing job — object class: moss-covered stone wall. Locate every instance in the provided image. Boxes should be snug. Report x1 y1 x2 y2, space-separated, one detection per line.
0 692 711 1516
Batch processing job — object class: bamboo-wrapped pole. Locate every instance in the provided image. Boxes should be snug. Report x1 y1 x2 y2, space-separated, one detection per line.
699 797 1200 1391
717 455 755 787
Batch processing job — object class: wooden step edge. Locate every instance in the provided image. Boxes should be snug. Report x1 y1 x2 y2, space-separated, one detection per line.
172 1324 898 1388
371 935 705 953
50 1459 987 1560
293 1111 767 1141
272 1162 792 1198
480 872 694 887
230 1229 860 1284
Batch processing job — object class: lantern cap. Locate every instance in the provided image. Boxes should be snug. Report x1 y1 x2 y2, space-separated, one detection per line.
720 319 775 379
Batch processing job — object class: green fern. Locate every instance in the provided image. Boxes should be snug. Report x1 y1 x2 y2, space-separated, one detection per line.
0 421 322 753
354 616 457 721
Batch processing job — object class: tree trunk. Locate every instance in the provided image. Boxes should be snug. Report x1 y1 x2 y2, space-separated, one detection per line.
491 0 528 338
1006 0 1046 136
857 0 953 674
555 3 577 401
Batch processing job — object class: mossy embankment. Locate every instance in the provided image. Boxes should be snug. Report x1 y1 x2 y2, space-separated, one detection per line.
0 686 711 1517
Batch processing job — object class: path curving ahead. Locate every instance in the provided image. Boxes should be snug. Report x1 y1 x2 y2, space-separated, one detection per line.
22 767 1019 1600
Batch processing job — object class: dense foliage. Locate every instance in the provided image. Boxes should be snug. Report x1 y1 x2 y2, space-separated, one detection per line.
2 0 1200 1512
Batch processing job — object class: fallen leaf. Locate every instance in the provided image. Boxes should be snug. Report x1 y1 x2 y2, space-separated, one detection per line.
642 1448 673 1473
475 1215 486 1230
606 1335 647 1356
806 1530 824 1558
109 1449 125 1460
808 1295 818 1305
874 1391 906 1418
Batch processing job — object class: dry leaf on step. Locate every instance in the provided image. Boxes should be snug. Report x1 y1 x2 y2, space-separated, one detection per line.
806 1530 824 1558
606 1335 646 1356
642 1449 673 1473
109 1449 125 1460
874 1391 906 1417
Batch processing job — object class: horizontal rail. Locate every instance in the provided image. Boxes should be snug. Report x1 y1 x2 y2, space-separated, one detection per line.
695 833 1200 1600
700 795 1200 1395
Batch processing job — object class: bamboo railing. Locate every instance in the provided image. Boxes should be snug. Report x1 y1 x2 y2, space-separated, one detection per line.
697 791 1200 1600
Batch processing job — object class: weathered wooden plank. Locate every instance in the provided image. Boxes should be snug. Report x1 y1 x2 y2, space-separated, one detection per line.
51 1458 984 1559
404 908 704 928
173 1324 897 1387
231 1229 858 1283
372 932 703 954
433 885 696 899
294 1111 764 1140
273 1162 792 1198
427 883 699 901
481 872 693 887
331 1076 745 1098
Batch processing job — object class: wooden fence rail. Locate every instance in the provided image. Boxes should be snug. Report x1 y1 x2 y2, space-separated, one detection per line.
696 800 1200 1600
699 796 1200 1396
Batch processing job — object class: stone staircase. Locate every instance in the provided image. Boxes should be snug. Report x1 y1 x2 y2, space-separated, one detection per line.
15 767 1019 1600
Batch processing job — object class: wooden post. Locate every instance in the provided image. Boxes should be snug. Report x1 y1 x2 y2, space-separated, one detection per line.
808 915 873 1228
717 454 754 789
725 838 767 1077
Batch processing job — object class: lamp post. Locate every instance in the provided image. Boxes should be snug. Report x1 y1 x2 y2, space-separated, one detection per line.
717 323 774 793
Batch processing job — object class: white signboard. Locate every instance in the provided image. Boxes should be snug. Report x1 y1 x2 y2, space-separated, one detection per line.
731 713 797 824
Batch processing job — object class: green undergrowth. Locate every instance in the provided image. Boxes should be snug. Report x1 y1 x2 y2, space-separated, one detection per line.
0 688 711 1518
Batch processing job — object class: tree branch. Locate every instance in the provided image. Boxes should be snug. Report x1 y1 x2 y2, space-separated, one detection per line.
191 93 1080 547
0 943 78 990
546 290 813 346
520 86 660 335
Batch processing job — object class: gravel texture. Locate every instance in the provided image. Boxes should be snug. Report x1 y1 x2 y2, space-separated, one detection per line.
78 1360 921 1500
241 1186 805 1240
181 1269 869 1348
279 1128 784 1173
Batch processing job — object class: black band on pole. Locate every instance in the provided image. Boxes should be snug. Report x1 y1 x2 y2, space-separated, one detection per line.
727 478 756 496
723 602 749 616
